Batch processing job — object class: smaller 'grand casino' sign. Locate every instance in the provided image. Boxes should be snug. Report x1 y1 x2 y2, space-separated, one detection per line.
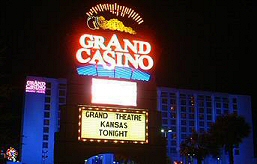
25 79 46 94
76 3 154 81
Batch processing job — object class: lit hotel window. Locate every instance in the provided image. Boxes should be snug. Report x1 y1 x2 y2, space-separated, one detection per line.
171 105 176 111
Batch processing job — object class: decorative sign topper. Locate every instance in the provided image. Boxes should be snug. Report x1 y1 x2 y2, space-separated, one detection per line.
75 3 154 81
86 3 144 34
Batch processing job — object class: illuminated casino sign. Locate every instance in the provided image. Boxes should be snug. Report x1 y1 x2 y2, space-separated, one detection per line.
25 80 46 94
76 3 154 81
78 106 148 143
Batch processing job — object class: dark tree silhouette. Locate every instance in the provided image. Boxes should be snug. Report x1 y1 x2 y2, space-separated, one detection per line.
209 114 251 164
180 131 220 164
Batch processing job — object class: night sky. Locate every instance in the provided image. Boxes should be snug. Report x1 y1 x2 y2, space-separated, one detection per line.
1 0 256 152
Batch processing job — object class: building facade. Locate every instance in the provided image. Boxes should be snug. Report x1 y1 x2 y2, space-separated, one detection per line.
157 87 256 164
20 75 166 164
20 76 67 164
20 77 256 164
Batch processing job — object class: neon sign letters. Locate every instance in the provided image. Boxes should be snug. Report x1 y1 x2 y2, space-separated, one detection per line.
76 34 153 70
25 80 46 94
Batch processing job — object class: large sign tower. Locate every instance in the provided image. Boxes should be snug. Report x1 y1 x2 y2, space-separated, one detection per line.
55 2 166 164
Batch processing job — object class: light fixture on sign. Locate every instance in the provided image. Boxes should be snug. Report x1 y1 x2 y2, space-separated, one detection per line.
91 78 137 106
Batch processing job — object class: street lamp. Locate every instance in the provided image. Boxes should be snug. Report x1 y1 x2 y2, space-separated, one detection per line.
161 128 172 138
161 128 173 164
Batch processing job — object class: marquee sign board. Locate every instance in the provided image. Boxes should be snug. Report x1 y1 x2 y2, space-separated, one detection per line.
78 106 148 144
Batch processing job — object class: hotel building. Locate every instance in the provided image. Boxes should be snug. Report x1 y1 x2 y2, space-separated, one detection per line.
157 87 256 164
20 76 67 164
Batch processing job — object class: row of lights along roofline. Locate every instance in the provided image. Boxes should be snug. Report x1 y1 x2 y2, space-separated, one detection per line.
78 106 149 144
86 3 144 24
